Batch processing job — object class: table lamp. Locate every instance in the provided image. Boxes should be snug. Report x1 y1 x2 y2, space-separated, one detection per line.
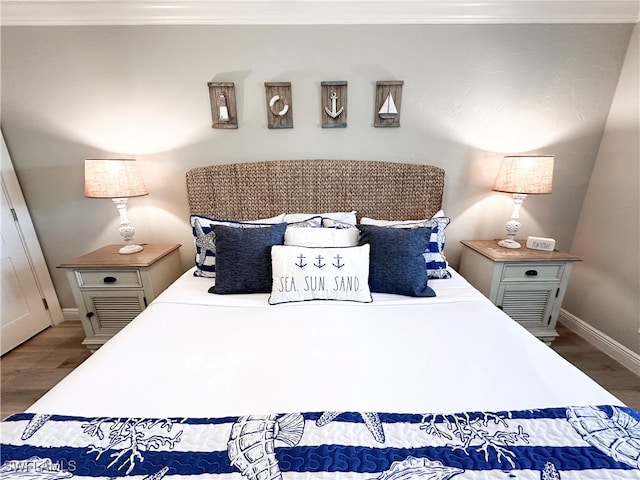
492 155 554 249
84 158 148 254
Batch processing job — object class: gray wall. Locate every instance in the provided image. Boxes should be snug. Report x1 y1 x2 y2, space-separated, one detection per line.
564 24 640 355
0 24 633 339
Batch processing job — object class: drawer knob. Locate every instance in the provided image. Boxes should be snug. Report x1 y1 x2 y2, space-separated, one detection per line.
525 269 538 277
103 276 117 283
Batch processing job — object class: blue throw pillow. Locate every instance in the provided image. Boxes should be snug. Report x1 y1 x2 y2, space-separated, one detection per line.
191 214 285 278
360 216 451 279
357 224 436 297
209 222 287 294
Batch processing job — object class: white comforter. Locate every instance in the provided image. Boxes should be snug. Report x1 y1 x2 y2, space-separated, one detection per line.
28 268 621 418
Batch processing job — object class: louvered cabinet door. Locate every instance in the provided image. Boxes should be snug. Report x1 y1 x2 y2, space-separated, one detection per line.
496 282 558 329
81 290 147 337
61 244 183 352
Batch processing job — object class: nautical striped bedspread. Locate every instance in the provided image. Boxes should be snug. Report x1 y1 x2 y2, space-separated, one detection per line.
2 405 639 479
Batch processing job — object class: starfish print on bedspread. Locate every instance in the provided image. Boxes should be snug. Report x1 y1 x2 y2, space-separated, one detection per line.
193 218 216 265
316 411 385 443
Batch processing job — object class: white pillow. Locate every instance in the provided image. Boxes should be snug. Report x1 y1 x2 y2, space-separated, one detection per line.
269 245 372 304
360 210 446 226
285 227 360 247
283 211 357 225
286 216 323 228
360 217 421 226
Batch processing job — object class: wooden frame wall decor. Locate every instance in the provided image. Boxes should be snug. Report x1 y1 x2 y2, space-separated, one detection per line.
321 81 347 128
374 81 403 128
265 82 293 129
208 82 238 129
206 80 405 130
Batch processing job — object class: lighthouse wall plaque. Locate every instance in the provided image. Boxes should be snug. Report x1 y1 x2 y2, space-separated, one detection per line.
374 81 403 128
321 81 347 128
208 82 238 129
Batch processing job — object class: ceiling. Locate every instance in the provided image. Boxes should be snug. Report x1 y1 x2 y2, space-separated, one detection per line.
2 0 639 26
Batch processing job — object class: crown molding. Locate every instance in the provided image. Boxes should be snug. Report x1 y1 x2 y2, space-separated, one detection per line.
2 1 639 26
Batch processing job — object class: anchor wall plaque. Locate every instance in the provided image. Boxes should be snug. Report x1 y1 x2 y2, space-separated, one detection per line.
265 82 293 129
374 80 403 128
208 82 238 129
321 81 347 128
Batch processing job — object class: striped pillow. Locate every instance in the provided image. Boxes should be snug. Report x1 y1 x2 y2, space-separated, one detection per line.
191 214 285 278
359 215 451 279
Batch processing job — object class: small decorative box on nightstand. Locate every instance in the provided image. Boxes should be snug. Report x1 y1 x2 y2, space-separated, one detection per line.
59 244 182 352
458 240 581 345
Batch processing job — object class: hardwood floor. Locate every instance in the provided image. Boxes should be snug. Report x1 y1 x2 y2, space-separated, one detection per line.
552 323 640 410
1 321 638 419
1 321 91 419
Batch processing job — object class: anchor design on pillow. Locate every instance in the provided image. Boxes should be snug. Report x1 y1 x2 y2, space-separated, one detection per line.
295 254 307 269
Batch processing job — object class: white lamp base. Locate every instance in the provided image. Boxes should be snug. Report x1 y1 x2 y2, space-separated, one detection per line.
497 238 522 249
497 193 527 250
112 197 143 255
118 244 144 255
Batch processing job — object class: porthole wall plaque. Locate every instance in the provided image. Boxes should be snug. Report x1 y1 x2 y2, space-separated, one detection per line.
265 82 293 129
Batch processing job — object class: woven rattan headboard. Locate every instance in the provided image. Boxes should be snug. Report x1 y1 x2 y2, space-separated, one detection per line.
186 160 444 221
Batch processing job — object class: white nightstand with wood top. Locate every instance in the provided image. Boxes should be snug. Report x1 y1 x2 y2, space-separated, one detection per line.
59 243 183 352
458 240 581 345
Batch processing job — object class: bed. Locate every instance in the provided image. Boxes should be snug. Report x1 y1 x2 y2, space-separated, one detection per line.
2 159 639 479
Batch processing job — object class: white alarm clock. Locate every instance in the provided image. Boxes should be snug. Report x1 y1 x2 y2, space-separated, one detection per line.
526 236 556 251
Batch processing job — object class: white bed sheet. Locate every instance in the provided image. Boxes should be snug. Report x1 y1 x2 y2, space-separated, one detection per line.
29 268 621 418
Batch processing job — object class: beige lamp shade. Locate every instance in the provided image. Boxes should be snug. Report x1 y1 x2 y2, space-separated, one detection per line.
85 158 148 199
492 155 554 194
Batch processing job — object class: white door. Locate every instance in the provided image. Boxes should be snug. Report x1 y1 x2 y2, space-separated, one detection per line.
1 180 51 353
1 132 61 355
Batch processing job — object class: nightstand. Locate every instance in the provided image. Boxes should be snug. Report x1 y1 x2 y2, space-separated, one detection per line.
59 244 183 352
458 240 581 345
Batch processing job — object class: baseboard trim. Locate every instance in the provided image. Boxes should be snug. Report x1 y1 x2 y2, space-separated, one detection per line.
62 308 80 322
559 309 640 376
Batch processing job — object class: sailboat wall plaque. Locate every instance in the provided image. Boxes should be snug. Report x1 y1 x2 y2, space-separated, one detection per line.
374 81 403 128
